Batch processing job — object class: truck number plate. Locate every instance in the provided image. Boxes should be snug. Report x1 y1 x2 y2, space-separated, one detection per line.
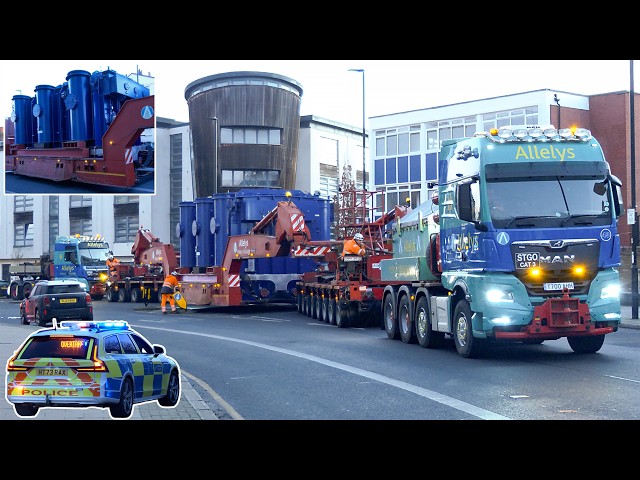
543 282 574 291
514 252 539 268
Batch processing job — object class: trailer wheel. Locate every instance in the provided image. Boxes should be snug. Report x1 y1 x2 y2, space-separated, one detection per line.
336 301 351 328
319 297 328 322
106 289 118 302
383 292 400 340
327 299 337 325
311 295 319 319
567 334 605 354
415 296 444 348
453 300 482 358
118 288 131 303
297 293 303 313
130 288 142 303
398 295 416 344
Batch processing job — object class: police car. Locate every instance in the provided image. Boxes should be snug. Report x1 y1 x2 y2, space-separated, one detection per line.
6 320 181 419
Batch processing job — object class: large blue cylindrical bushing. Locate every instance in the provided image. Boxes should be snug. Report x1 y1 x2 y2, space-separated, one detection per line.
11 95 33 145
51 85 66 145
212 194 235 266
65 70 92 142
179 201 197 268
33 85 55 144
195 198 216 268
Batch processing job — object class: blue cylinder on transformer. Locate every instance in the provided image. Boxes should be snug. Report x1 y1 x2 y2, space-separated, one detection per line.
33 85 55 145
65 70 92 142
178 201 197 269
11 95 34 146
195 197 216 269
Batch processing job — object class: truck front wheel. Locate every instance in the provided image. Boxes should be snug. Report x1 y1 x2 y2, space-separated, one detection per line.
453 300 482 358
567 334 605 354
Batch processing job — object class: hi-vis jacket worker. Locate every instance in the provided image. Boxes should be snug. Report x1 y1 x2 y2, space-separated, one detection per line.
106 252 120 279
342 233 366 257
161 271 180 314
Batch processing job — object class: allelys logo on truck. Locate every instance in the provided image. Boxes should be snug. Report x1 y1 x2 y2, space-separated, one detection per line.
515 145 575 161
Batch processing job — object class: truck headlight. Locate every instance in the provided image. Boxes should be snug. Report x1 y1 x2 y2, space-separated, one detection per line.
600 284 620 300
486 289 514 303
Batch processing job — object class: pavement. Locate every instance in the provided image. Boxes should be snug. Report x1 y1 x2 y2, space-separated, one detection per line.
0 307 638 421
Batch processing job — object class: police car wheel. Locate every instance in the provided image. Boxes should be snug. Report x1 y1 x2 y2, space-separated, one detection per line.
158 369 180 407
15 403 39 417
110 377 134 418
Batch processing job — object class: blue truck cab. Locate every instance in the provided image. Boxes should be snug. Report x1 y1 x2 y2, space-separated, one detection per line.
439 125 623 356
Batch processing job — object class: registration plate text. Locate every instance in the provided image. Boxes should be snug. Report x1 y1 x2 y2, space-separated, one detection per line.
543 282 574 291
59 298 77 303
34 368 68 376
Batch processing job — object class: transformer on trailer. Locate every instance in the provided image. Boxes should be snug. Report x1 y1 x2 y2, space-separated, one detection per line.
5 68 154 188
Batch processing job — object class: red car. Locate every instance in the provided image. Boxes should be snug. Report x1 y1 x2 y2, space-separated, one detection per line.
20 280 93 327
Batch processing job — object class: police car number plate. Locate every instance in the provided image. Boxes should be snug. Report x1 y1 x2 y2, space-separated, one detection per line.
34 368 68 376
543 282 574 291
59 298 77 303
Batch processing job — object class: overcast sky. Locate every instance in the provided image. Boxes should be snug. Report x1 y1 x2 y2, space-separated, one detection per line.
1 60 635 129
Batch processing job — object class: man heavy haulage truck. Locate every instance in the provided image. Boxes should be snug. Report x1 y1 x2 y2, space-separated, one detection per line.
8 235 110 300
380 125 624 358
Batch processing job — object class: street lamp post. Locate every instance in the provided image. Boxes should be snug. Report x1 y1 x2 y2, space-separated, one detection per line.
209 116 219 194
349 68 366 191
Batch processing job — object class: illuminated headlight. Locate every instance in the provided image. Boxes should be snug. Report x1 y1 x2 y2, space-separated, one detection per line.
491 317 512 325
486 289 514 303
600 284 620 300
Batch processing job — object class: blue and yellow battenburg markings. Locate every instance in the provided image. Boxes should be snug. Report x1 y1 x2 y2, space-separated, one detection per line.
7 320 173 401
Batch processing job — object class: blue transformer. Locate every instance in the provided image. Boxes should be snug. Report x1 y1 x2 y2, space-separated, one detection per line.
33 85 55 145
11 95 35 146
178 201 197 269
11 67 150 150
182 188 333 303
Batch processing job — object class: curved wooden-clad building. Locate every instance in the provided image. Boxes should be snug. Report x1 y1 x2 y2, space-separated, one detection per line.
185 71 303 198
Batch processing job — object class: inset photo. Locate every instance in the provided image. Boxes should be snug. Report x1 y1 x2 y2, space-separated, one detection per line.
4 62 155 195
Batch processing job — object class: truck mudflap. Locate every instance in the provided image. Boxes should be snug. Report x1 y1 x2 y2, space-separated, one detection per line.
494 290 615 341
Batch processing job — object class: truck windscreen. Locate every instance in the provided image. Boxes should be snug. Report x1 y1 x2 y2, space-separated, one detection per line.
487 176 612 229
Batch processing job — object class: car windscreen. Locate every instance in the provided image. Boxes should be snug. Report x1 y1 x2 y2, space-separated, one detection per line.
19 336 93 359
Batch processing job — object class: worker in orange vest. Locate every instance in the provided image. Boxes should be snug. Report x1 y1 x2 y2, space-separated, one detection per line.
160 271 180 314
106 252 120 279
342 233 366 257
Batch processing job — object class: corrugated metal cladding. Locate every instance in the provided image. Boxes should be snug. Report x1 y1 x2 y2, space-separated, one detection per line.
184 71 304 198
